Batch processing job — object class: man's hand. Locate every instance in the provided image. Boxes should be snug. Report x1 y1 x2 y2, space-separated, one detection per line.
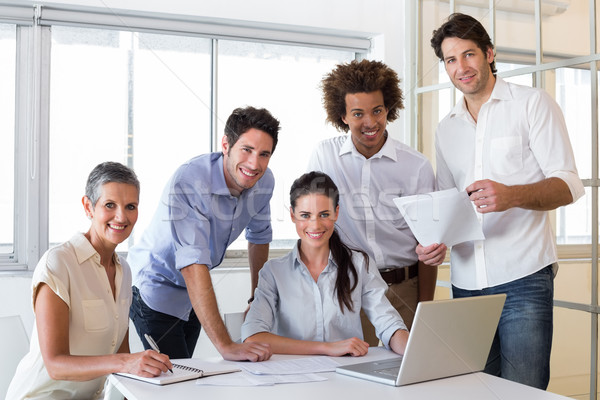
220 341 272 362
416 243 447 266
466 179 513 213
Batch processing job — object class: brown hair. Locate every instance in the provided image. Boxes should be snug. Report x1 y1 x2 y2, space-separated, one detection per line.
430 13 496 74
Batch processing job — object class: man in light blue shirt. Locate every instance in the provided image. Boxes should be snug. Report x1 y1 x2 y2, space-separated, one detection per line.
128 106 279 361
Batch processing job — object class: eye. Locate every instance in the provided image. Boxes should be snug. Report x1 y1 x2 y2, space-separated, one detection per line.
352 112 362 118
299 213 310 219
127 204 137 211
260 152 272 158
320 212 330 218
105 202 115 209
373 109 382 115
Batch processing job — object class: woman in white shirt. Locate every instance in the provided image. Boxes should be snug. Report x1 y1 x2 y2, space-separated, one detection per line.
7 162 172 400
242 171 409 356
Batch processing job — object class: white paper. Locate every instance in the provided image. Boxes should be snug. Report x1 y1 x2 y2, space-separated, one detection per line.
195 371 327 386
236 356 340 375
393 188 485 247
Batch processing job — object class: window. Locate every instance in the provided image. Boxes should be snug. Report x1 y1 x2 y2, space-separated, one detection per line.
0 23 16 257
0 4 367 267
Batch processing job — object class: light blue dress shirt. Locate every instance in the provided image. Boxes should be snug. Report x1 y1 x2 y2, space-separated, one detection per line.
128 152 273 320
242 241 407 349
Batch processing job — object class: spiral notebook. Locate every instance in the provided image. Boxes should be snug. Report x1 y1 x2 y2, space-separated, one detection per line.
116 360 241 385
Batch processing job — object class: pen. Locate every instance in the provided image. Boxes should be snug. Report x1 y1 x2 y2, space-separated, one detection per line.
144 333 173 373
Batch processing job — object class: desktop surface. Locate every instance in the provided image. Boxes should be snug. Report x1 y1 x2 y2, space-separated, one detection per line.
108 347 571 400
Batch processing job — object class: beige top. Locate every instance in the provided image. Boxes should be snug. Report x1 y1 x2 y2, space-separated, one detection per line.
6 233 132 400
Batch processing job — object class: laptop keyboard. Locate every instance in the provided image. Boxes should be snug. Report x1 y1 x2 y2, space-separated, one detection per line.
376 366 401 378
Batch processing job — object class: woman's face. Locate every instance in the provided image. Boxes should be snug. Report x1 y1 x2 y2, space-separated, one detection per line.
83 182 139 250
290 193 338 250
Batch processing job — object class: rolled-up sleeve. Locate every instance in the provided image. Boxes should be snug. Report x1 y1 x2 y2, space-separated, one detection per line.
241 263 278 341
529 90 584 203
359 256 407 350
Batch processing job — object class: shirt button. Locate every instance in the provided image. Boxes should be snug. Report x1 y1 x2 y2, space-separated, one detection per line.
115 315 119 319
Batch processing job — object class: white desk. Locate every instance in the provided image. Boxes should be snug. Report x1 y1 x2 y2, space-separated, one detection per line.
108 348 571 400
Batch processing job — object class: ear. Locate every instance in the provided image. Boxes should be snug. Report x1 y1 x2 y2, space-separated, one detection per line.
221 135 230 155
289 206 295 222
341 114 348 126
486 46 495 64
82 196 93 218
333 204 340 220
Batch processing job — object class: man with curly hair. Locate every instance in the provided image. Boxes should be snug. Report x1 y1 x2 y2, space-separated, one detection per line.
308 60 447 345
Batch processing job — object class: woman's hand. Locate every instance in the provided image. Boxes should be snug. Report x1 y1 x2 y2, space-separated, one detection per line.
122 350 173 377
324 337 369 357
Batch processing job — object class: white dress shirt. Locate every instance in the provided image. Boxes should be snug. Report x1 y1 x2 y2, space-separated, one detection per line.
241 242 407 349
7 233 131 400
435 76 584 290
307 134 436 269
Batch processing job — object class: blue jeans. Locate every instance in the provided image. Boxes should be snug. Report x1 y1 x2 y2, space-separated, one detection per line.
130 286 201 359
452 265 554 390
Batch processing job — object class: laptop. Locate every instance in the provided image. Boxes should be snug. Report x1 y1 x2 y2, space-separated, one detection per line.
336 294 506 386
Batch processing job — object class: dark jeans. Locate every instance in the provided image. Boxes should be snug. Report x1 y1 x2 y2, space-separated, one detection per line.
452 265 554 390
130 286 201 359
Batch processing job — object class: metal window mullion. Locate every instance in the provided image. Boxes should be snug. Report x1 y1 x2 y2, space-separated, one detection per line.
210 39 218 152
589 1 599 399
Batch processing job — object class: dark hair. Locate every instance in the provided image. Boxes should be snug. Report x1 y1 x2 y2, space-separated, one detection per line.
85 161 140 206
290 171 367 313
321 59 404 133
224 106 280 153
430 13 496 74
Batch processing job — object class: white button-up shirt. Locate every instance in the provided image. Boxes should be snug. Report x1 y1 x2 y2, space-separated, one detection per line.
308 135 436 269
242 242 407 348
435 77 584 290
7 233 131 400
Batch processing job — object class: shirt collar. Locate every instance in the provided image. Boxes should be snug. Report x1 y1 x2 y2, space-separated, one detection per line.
338 131 397 162
449 75 511 118
291 240 336 273
211 152 234 196
70 232 121 267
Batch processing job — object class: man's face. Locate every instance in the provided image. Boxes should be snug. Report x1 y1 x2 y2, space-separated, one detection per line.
222 128 273 196
342 90 389 159
440 37 495 98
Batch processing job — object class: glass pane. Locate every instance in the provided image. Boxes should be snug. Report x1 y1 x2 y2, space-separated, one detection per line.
419 0 451 86
0 24 16 255
49 26 211 250
557 188 591 245
542 1 590 61
419 88 453 165
547 307 591 398
555 66 591 181
217 40 354 249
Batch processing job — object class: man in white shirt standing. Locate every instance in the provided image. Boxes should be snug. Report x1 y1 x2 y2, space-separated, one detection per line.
430 13 584 389
308 60 447 344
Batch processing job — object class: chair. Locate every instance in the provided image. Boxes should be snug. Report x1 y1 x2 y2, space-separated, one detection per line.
224 312 245 344
0 315 30 398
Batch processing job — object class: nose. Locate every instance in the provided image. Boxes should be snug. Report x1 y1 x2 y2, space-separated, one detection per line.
246 152 259 169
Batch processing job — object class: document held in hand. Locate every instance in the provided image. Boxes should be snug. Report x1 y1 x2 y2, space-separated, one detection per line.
393 188 485 247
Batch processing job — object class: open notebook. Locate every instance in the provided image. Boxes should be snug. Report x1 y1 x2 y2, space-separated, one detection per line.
115 360 240 385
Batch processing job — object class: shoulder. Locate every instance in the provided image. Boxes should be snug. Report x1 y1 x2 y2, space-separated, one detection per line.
313 135 347 153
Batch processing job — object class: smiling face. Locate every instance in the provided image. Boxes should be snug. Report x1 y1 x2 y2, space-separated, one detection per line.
440 36 495 100
342 90 389 159
290 193 339 251
83 181 139 252
222 128 274 197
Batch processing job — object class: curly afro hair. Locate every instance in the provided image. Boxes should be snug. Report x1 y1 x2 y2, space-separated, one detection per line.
321 59 404 132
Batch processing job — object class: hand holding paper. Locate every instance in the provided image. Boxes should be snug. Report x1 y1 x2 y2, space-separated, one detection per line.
393 188 485 247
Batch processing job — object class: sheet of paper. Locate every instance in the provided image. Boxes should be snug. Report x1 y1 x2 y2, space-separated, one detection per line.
393 188 485 247
236 356 340 375
195 371 327 386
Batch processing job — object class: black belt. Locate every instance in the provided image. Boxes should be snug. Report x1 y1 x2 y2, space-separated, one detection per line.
379 263 418 285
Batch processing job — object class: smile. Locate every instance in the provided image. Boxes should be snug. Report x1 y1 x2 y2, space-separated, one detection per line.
362 129 378 137
459 74 475 81
108 224 126 231
306 232 324 239
240 168 258 177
